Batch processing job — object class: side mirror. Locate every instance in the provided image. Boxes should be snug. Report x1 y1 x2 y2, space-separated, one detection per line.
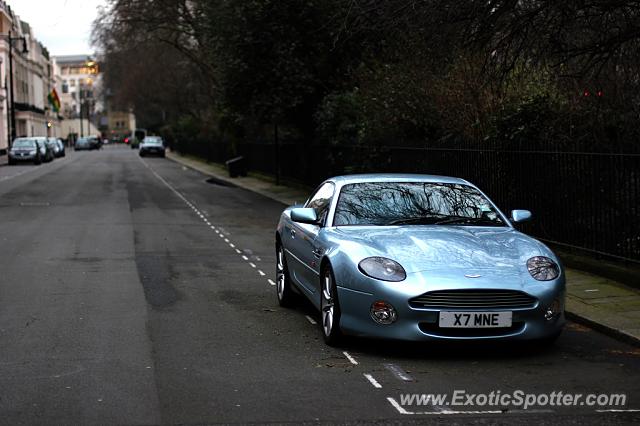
511 209 532 223
291 207 318 225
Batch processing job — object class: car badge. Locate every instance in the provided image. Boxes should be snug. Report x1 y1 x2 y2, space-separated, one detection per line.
464 274 482 278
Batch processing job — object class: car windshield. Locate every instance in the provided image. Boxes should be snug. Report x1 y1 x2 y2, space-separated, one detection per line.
13 139 36 148
144 138 162 145
333 182 505 226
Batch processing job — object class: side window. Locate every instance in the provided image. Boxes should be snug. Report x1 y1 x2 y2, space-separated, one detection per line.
305 182 335 225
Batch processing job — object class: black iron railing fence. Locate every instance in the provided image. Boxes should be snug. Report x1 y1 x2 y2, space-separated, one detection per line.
175 139 639 262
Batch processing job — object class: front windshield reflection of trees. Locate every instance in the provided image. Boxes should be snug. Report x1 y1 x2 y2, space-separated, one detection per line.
334 182 504 226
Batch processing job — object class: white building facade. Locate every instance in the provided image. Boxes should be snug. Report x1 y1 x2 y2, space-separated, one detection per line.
0 0 61 154
52 54 102 139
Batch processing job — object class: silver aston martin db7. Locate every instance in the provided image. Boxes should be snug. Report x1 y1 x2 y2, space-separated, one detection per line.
275 174 565 346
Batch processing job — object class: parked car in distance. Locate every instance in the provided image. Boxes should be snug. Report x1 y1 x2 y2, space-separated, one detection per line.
88 136 102 150
8 138 42 165
74 137 93 151
139 136 166 157
276 174 565 346
56 138 66 157
48 137 65 158
33 137 55 162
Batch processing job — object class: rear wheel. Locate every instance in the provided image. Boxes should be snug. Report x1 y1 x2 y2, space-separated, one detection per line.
34 156 41 165
8 158 15 165
276 242 296 307
321 265 342 346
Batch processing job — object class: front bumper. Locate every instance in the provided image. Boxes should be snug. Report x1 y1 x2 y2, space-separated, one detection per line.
9 153 37 161
336 272 565 342
140 148 165 155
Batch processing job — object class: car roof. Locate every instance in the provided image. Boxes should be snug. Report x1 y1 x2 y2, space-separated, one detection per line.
327 173 471 185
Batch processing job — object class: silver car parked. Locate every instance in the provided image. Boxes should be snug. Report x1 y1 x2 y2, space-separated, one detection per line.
276 174 565 346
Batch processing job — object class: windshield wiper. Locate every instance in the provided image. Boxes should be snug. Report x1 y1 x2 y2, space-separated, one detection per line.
387 215 445 225
434 216 502 226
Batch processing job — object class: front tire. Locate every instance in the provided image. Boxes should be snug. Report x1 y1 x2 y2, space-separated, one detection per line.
321 265 342 346
276 242 296 307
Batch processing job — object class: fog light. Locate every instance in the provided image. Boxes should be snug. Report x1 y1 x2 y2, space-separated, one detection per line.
370 301 397 325
545 299 561 321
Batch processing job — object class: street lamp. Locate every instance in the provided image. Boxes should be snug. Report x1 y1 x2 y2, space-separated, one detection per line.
3 32 29 149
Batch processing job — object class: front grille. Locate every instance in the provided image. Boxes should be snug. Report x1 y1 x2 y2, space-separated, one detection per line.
410 289 537 310
419 321 526 337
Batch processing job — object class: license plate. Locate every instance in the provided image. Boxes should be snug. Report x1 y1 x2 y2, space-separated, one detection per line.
439 311 512 328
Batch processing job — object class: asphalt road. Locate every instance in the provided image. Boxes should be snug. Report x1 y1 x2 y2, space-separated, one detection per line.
0 146 638 425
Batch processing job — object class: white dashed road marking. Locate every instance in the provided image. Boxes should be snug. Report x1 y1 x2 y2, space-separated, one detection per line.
384 363 414 382
364 374 382 389
343 351 358 366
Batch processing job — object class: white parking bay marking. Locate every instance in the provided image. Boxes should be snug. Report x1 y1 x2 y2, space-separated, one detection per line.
249 262 256 268
305 315 317 325
384 363 413 382
387 397 412 414
364 374 382 389
268 279 276 286
343 351 358 365
257 270 265 276
386 398 503 415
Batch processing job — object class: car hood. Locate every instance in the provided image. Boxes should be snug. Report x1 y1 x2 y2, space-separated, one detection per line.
331 226 551 275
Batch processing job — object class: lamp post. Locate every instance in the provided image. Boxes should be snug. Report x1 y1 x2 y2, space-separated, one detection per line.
4 32 28 150
79 89 84 138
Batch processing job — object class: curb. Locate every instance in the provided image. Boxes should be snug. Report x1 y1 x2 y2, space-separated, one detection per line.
166 151 640 348
565 311 640 347
166 152 294 206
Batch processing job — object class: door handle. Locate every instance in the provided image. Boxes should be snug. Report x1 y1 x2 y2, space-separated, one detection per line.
290 229 296 239
312 248 322 258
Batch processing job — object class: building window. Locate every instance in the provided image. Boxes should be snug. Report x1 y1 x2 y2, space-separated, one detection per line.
70 79 75 87
62 84 68 94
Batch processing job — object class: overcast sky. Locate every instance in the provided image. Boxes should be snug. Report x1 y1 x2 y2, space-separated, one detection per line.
10 0 108 56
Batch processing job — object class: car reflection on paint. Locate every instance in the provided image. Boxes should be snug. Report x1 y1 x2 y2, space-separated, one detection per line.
275 174 565 346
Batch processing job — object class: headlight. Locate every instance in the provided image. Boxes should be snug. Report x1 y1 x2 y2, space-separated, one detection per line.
359 257 406 282
527 256 560 281
29 150 36 155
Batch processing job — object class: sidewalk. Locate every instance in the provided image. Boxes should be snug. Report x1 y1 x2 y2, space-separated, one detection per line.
166 151 640 346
